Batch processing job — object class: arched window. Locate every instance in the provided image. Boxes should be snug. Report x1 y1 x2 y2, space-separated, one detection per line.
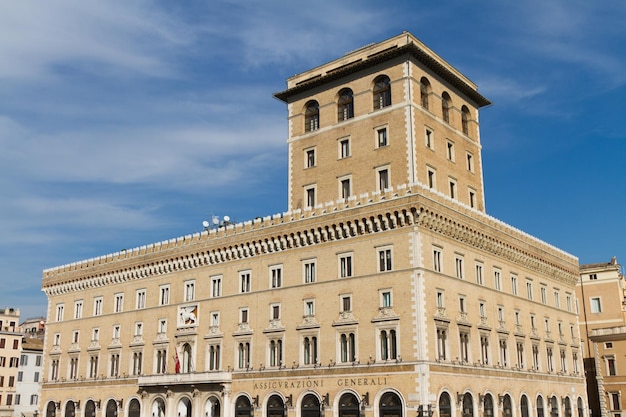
484 394 494 417
442 92 452 123
46 401 57 417
576 398 584 417
420 77 431 109
340 332 356 363
235 396 252 417
178 397 192 417
305 101 320 132
338 88 354 121
152 398 166 417
85 400 96 417
380 392 403 417
182 343 192 373
205 396 221 417
373 75 391 110
521 395 529 417
439 392 452 417
129 398 141 417
105 400 118 417
461 106 470 135
564 397 571 417
537 396 545 417
65 402 75 417
269 339 283 367
339 393 360 417
503 395 513 417
381 330 398 360
267 395 286 417
302 394 321 417
462 393 473 417
550 396 559 417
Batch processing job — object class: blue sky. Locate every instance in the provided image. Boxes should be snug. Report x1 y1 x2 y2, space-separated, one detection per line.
1 1 625 320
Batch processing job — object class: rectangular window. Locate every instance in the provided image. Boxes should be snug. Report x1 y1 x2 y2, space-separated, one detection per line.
611 393 621 411
459 296 466 313
305 186 316 208
340 177 351 199
468 189 476 208
211 276 222 297
466 152 474 172
449 178 457 199
17 371 23 382
159 285 170 305
134 322 143 337
19 355 27 366
339 138 350 159
455 256 464 279
607 356 617 376
425 128 433 149
436 291 444 308
566 294 572 312
339 253 353 278
381 291 392 308
270 265 283 288
271 304 281 320
341 295 352 312
427 167 436 189
433 247 442 272
591 297 602 313
92 328 99 342
211 312 220 327
497 306 504 322
136 289 146 309
240 271 251 293
541 286 547 304
526 281 533 300
378 247 393 272
94 297 103 316
72 330 79 343
306 148 315 168
446 140 455 161
114 294 124 313
304 300 315 316
240 308 249 324
475 263 484 285
554 290 560 308
494 269 502 291
74 300 83 319
511 275 518 295
377 127 388 147
378 168 389 191
303 260 316 283
56 304 64 322
158 319 167 334
185 280 195 301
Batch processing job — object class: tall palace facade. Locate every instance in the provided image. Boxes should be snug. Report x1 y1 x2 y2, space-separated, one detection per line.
40 32 587 417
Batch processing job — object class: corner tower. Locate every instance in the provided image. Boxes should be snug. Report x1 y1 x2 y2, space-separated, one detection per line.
274 32 491 213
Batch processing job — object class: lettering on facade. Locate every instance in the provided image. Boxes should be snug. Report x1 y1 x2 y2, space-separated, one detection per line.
337 377 387 387
254 380 324 390
252 377 388 391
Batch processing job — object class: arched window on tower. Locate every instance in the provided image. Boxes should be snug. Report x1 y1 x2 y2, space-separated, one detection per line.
305 101 320 132
461 105 470 135
373 75 391 110
420 77 431 109
338 88 354 121
442 92 452 124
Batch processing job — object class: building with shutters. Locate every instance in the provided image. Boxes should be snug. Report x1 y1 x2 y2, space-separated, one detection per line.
40 32 587 417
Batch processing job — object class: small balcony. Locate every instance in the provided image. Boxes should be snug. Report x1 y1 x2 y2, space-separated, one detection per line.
138 371 231 387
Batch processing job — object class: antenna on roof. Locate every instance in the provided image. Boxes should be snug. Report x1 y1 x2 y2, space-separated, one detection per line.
202 215 233 231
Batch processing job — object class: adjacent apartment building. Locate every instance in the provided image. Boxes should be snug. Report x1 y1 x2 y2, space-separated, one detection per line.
0 308 22 417
40 32 587 417
577 258 625 417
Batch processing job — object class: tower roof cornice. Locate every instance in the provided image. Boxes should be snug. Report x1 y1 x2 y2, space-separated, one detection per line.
274 35 491 107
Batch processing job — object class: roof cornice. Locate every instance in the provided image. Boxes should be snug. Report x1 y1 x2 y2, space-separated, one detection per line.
273 43 491 107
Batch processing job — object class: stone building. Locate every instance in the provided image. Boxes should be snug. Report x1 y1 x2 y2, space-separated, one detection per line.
0 308 22 417
40 32 586 417
577 258 625 417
